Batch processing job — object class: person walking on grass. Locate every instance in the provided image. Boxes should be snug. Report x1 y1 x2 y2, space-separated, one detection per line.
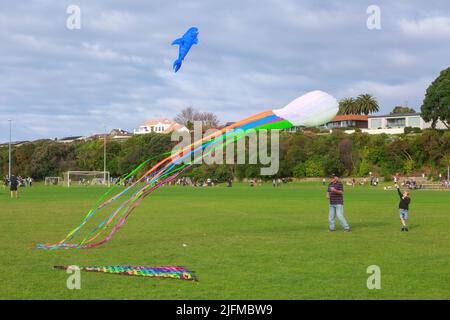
327 174 350 232
395 184 411 231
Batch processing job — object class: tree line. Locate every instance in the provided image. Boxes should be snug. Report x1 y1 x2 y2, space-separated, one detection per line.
1 128 449 182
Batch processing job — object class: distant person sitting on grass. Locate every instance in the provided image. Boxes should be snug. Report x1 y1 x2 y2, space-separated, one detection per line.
327 175 350 232
10 175 19 198
395 184 411 232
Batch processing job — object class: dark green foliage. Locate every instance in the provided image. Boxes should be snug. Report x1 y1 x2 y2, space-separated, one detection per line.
0 128 449 181
338 94 379 115
404 127 422 134
421 67 450 129
391 106 416 114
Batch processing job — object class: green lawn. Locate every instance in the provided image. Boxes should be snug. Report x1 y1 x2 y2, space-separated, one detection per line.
0 182 449 299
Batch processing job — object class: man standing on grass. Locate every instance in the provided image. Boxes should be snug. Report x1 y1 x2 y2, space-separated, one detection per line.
327 174 350 232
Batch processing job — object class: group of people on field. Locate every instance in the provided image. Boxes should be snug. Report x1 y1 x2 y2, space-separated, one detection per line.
3 171 413 231
327 174 411 232
3 175 33 198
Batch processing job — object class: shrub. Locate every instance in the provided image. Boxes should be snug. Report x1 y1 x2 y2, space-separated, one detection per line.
293 163 306 178
404 126 422 134
305 157 325 177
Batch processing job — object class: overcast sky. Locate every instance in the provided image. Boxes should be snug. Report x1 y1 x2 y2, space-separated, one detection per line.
1 0 450 142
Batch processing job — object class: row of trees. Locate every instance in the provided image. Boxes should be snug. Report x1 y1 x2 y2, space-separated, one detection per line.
1 129 449 182
338 94 380 115
338 95 418 117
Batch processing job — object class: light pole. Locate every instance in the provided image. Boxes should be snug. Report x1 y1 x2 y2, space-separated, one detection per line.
104 128 107 186
8 119 12 184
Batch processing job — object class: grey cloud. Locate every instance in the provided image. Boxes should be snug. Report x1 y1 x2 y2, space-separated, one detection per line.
1 0 450 142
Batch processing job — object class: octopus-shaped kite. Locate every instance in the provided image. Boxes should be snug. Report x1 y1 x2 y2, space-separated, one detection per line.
37 91 338 249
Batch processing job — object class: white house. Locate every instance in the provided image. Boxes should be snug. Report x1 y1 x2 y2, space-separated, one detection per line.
134 118 189 135
363 113 447 134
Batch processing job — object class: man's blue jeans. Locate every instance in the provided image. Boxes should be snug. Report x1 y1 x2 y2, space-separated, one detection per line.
329 204 349 230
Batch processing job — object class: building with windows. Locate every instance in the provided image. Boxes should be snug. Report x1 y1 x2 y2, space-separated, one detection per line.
364 113 447 134
325 115 368 129
134 118 189 135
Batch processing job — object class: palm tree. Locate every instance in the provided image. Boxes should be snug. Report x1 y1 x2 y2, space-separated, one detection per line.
355 94 379 115
338 97 357 115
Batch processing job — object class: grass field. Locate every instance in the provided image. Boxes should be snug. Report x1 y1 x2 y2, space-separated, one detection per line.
0 182 449 299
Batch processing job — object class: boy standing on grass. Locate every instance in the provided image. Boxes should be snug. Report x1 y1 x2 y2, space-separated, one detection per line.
396 184 411 231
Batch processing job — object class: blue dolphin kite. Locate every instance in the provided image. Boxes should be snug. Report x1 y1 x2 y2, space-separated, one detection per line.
171 27 199 72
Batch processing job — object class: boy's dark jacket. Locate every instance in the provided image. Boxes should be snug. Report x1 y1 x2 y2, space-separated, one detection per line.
397 188 410 210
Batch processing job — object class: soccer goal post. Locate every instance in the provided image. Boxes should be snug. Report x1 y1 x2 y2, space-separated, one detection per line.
64 171 110 187
45 177 62 186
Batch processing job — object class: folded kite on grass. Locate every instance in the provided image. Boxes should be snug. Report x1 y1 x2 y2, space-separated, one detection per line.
54 265 197 281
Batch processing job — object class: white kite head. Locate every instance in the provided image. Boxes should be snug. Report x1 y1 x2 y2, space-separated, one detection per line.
272 90 338 127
